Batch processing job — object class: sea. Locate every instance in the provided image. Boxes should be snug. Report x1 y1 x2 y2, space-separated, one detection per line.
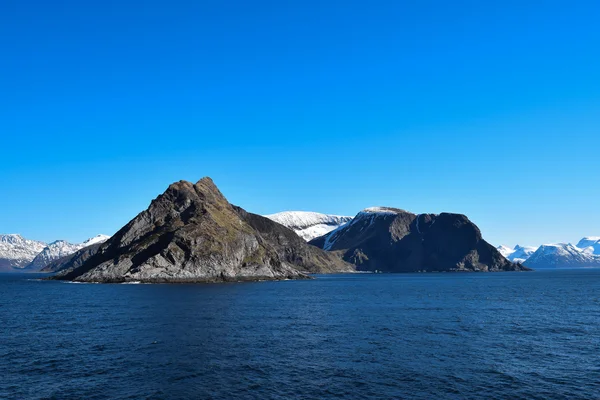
1 270 599 399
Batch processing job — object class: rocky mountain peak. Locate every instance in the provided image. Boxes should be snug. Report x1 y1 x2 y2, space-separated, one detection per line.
51 177 353 283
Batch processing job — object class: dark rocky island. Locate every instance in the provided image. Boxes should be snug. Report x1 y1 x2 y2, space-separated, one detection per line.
310 207 528 272
51 178 353 283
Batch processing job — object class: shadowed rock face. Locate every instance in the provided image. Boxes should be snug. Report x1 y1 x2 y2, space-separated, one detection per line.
51 178 353 283
310 208 528 272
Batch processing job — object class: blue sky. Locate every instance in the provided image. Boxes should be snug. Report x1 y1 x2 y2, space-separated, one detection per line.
1 0 599 247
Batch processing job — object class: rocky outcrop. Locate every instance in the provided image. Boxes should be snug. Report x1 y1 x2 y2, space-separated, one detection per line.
310 207 528 272
51 178 354 283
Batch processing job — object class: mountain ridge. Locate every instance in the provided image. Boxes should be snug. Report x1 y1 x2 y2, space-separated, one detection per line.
498 238 600 269
0 234 110 272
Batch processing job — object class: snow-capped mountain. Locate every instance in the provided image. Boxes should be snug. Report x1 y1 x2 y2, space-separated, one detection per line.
524 243 600 269
576 237 600 255
27 240 88 270
264 211 353 241
26 234 111 270
0 234 47 269
496 244 538 263
498 236 600 269
497 245 514 258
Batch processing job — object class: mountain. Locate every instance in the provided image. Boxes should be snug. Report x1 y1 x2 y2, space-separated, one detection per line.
51 178 353 283
309 207 527 272
576 237 600 255
264 211 352 241
0 234 47 270
42 242 107 273
497 245 514 258
26 240 86 270
26 235 110 270
496 244 538 263
524 243 600 269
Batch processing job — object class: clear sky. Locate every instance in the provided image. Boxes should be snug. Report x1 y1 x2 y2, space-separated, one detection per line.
1 0 599 247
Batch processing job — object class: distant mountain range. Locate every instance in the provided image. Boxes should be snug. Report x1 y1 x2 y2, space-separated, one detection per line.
264 211 352 241
0 235 46 270
498 237 600 269
0 234 110 272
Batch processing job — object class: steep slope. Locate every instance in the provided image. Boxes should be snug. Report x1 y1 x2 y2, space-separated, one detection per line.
496 244 538 263
310 207 527 272
52 178 353 283
26 235 110 271
0 234 47 270
524 243 600 269
264 211 352 241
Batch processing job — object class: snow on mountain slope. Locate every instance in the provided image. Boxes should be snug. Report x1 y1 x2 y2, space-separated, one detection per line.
82 234 111 247
524 243 600 269
264 211 353 241
577 237 600 255
496 245 538 263
0 234 47 269
497 245 514 258
26 234 111 270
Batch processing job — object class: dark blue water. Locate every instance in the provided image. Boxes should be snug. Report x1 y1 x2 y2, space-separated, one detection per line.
2 270 600 399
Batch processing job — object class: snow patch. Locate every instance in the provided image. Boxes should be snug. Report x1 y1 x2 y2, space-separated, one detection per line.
362 207 403 215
